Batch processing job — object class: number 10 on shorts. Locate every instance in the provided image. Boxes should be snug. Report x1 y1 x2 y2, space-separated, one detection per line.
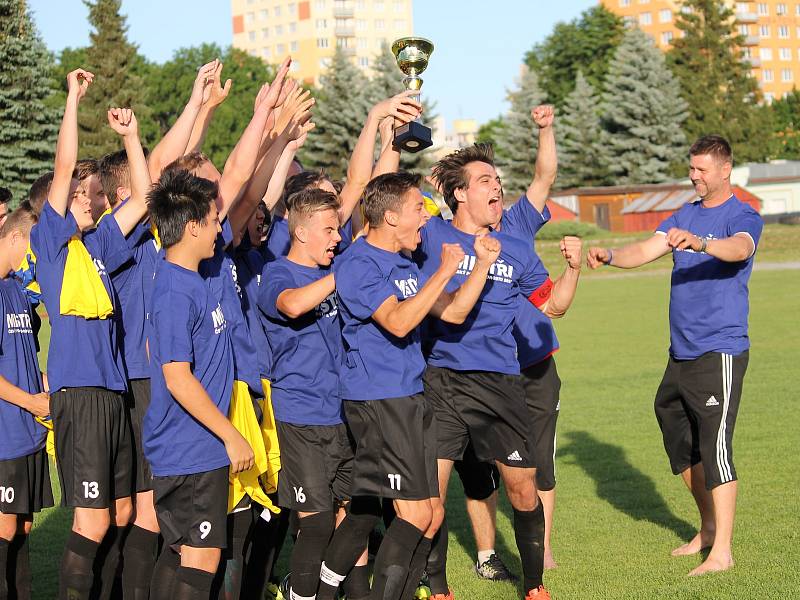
388 473 402 490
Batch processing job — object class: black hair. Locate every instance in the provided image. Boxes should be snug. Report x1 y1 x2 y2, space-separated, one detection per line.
148 169 218 249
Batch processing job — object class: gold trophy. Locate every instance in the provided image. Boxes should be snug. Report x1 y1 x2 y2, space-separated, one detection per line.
391 37 434 153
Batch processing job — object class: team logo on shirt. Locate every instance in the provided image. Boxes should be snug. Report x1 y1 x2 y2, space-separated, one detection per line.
6 312 33 335
394 276 419 299
228 263 242 298
211 303 227 334
316 293 338 319
457 255 514 284
92 257 107 277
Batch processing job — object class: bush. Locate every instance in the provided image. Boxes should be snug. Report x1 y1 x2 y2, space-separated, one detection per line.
537 220 606 240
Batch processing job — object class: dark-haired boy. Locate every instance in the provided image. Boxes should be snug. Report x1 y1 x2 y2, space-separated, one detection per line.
0 205 53 600
144 169 255 599
31 68 151 600
316 172 499 600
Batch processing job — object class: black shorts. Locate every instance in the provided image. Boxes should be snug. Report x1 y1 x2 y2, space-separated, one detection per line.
344 394 439 501
454 442 499 501
424 367 534 468
276 421 354 512
125 378 153 493
51 386 134 508
152 465 229 550
654 351 748 490
522 357 561 491
0 448 54 515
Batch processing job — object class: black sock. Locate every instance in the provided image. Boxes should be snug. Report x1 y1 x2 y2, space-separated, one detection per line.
316 497 380 600
241 505 285 597
173 566 214 600
513 504 545 592
149 548 180 600
122 525 160 600
342 564 370 600
10 534 31 600
426 518 449 595
214 510 253 600
59 532 100 600
1 538 9 600
399 537 432 600
369 518 424 600
290 512 335 598
95 526 125 600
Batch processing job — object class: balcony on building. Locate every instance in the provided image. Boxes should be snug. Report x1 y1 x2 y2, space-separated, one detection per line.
735 12 758 23
333 2 355 18
334 25 355 37
742 35 760 46
745 57 761 68
339 46 356 56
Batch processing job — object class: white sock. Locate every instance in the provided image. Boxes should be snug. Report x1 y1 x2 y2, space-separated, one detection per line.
477 549 495 565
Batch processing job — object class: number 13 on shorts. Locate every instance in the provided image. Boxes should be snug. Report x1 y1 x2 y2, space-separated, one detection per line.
388 473 402 490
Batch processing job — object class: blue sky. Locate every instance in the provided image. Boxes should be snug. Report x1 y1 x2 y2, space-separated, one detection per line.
29 0 596 127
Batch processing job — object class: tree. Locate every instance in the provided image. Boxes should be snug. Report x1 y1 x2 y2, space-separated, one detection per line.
365 41 436 174
148 44 275 169
525 5 625 106
78 0 154 158
476 116 506 148
668 0 775 162
300 47 372 180
0 0 60 205
493 67 544 200
768 89 800 159
600 28 689 185
557 72 609 189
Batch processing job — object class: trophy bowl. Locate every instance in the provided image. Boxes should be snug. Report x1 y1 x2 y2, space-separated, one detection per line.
390 37 435 152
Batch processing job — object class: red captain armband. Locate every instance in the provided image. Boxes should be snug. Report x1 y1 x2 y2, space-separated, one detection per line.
528 277 554 308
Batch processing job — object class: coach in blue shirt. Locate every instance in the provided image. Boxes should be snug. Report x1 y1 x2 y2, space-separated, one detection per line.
587 135 763 577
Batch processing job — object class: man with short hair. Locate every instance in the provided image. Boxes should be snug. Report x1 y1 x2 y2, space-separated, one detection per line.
587 134 763 576
75 159 109 222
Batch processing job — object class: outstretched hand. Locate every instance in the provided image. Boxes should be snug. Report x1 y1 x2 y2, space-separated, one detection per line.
190 59 221 107
531 104 555 129
205 60 232 107
254 56 292 114
273 84 314 136
107 108 138 137
66 68 94 101
371 90 422 127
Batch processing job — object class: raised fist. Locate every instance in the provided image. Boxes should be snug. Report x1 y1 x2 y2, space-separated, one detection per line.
67 68 94 101
440 242 466 276
474 234 501 266
560 235 582 270
107 108 138 137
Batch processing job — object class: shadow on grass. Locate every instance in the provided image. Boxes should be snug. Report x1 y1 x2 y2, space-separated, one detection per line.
559 430 695 540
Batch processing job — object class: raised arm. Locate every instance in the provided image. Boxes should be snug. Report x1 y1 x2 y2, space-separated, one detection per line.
339 91 422 225
148 60 218 180
371 243 463 338
526 105 557 214
431 235 500 323
162 362 254 473
371 116 401 178
108 109 151 236
276 273 335 319
185 60 232 154
50 68 94 217
587 234 672 270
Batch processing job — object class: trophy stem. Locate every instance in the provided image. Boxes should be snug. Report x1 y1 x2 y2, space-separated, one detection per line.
403 76 423 120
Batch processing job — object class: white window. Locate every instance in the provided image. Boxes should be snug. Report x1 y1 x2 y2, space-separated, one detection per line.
289 22 296 33
619 0 630 6
291 41 298 52
316 19 328 30
763 68 774 81
275 24 283 35
623 16 636 26
757 2 768 15
259 9 268 20
356 0 366 9
317 37 329 48
291 60 300 72
778 25 790 38
736 2 749 11
760 47 773 60
777 3 788 15
782 68 793 81
357 37 368 49
288 3 297 14
262 47 271 58
315 0 326 9
248 31 256 41
638 0 650 4
659 9 671 22
639 12 652 25
661 31 673 44
358 56 369 67
245 12 254 24
760 24 770 37
738 24 749 36
261 28 269 39
274 6 281 17
356 19 367 31
320 57 331 68
393 19 405 29
375 1 385 10
797 3 800 16
375 19 385 29
780 47 791 60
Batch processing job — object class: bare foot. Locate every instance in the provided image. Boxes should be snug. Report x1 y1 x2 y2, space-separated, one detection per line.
543 549 558 570
688 553 734 576
671 529 715 556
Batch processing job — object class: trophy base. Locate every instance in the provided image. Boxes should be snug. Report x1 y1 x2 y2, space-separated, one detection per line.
394 121 433 153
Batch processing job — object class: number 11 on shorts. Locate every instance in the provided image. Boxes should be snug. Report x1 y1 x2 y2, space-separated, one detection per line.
388 473 402 490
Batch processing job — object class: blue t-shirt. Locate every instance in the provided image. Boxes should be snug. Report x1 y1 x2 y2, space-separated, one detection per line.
263 215 353 263
334 237 427 401
111 214 160 380
233 246 272 379
144 260 234 476
414 216 547 375
0 278 45 460
500 195 560 368
200 221 261 394
30 203 131 392
258 257 343 425
656 196 763 360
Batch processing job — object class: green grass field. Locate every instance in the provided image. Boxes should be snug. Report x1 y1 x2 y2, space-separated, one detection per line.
27 233 800 599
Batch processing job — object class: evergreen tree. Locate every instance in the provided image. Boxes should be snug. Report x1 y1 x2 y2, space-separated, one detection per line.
557 71 608 189
0 0 60 205
78 0 153 158
365 41 436 174
668 0 774 162
525 6 624 106
770 89 800 159
600 27 688 185
494 67 544 200
476 116 506 148
300 47 371 180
